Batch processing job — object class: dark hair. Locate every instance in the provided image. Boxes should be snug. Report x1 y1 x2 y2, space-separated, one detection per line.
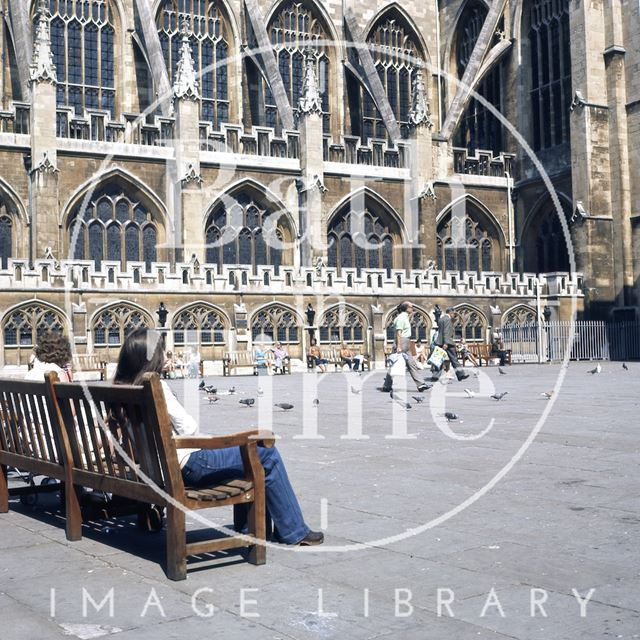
397 301 412 313
113 329 165 385
34 331 72 369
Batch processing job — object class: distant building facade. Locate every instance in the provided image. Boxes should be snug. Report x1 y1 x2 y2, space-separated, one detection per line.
0 0 637 365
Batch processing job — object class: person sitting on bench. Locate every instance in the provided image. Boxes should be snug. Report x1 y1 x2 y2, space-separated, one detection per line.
113 329 324 547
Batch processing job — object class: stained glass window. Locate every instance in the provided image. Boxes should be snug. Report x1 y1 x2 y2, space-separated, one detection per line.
43 0 116 117
92 304 151 346
172 304 226 345
158 0 230 129
2 304 66 347
251 305 300 343
0 214 12 270
67 185 159 271
319 307 365 344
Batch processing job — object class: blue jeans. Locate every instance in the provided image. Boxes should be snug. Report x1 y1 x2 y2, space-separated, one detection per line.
182 447 309 544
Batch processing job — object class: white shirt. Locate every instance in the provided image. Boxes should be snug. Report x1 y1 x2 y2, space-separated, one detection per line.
160 381 199 467
24 359 69 382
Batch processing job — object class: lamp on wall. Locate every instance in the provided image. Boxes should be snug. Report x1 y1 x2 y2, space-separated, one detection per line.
156 302 168 328
543 306 552 323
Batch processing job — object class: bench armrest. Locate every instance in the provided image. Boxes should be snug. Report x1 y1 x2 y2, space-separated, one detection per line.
174 429 276 450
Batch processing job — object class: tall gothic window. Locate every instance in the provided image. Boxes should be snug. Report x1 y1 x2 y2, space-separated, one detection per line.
454 3 504 153
205 193 289 274
535 212 570 272
452 305 486 341
528 0 571 150
319 307 366 344
172 304 226 345
0 200 13 269
45 0 115 116
3 304 66 346
436 208 496 274
385 308 431 344
68 184 159 271
251 305 300 343
158 0 230 129
359 17 423 140
266 2 331 133
327 208 397 274
92 304 151 346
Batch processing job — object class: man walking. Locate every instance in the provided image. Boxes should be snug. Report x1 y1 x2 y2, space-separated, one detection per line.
382 301 430 393
431 307 469 382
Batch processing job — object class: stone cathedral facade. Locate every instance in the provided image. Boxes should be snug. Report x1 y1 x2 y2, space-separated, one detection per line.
0 0 637 366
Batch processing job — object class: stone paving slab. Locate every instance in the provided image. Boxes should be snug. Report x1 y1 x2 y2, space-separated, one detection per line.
1 362 639 639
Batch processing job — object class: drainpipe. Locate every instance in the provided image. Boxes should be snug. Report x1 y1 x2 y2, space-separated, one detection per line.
505 170 514 273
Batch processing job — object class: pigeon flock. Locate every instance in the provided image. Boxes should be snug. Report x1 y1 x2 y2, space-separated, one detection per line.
189 359 623 425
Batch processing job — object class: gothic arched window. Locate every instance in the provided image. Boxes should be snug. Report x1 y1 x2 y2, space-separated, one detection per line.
535 213 570 273
158 0 230 129
0 212 12 270
385 308 431 343
44 0 116 116
265 2 331 133
454 2 504 153
251 305 300 343
92 304 151 346
436 208 497 273
453 305 486 341
528 0 571 150
319 307 365 344
361 16 423 140
327 208 398 274
2 304 66 347
172 304 226 345
502 305 536 326
68 184 160 271
205 193 290 274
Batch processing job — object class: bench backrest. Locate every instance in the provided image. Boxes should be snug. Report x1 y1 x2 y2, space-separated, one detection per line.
72 354 105 369
0 377 63 471
48 372 184 506
224 351 254 365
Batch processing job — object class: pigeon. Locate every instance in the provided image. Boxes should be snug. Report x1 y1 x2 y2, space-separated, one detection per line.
541 391 553 399
418 383 433 392
350 386 361 395
312 398 319 408
623 363 629 371
239 398 255 407
472 370 480 378
275 403 294 411
588 364 602 374
207 394 219 404
229 386 236 394
498 367 507 375
201 384 217 394
392 396 411 410
444 412 458 421
257 387 264 396
491 392 508 401
412 396 425 404
464 388 476 398
198 380 205 390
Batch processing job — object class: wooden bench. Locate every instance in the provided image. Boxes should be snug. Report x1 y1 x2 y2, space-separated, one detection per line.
0 372 273 581
222 351 291 376
460 343 512 367
0 377 69 524
307 347 370 372
72 354 108 380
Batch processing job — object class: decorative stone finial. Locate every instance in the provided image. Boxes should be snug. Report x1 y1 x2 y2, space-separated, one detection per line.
409 69 432 129
419 181 437 201
173 19 199 101
180 163 203 186
298 48 323 116
569 90 586 112
30 0 57 84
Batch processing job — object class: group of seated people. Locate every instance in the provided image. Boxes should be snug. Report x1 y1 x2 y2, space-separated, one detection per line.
307 339 366 373
254 342 290 374
162 349 201 379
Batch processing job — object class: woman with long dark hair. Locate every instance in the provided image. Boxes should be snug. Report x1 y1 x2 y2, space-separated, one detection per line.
113 328 323 546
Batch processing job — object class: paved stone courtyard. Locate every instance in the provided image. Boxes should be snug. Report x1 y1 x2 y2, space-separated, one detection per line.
1 362 639 639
